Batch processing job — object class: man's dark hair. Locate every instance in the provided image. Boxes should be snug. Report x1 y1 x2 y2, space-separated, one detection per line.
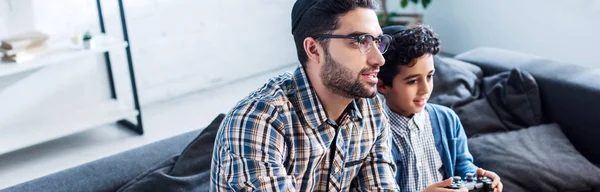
292 0 379 66
378 25 440 87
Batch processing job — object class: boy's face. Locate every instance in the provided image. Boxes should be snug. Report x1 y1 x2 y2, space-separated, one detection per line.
378 54 435 117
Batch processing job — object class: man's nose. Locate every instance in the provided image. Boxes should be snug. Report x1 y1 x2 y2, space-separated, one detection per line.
367 46 385 67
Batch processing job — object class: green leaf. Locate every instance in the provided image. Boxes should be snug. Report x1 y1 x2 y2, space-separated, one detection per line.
401 0 409 8
385 18 393 27
422 0 432 9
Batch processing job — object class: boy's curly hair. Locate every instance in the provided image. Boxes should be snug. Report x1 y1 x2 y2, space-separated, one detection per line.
378 25 440 86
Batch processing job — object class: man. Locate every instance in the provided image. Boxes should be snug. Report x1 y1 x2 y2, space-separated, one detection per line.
377 25 503 192
210 0 399 191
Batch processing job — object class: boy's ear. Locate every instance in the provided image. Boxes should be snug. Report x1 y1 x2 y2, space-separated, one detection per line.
377 80 388 94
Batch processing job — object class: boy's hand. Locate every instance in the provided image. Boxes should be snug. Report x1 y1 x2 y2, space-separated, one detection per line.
421 178 468 192
477 168 503 192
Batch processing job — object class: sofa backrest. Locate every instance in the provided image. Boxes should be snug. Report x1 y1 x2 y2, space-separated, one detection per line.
2 129 202 192
454 47 600 165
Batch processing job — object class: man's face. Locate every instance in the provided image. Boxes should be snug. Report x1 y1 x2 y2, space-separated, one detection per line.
319 8 385 98
378 54 435 117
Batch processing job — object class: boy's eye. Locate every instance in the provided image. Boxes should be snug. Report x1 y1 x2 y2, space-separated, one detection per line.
407 80 417 84
427 74 434 79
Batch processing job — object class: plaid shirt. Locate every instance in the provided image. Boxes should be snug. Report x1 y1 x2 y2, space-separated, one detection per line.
386 107 444 192
210 66 399 192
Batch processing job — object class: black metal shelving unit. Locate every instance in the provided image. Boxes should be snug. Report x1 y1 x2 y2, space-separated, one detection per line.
95 0 144 134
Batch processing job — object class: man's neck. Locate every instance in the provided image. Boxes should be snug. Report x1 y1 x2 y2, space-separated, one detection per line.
316 86 352 123
306 67 352 123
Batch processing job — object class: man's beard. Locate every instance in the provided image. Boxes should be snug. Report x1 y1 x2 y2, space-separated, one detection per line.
320 50 377 98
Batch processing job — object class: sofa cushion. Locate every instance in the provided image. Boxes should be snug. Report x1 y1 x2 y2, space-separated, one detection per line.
455 47 600 164
430 56 544 137
468 123 600 192
2 129 202 192
430 56 505 137
481 68 545 131
430 56 483 107
117 114 225 192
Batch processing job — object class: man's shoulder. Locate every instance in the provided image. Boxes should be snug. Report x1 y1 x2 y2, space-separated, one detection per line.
224 72 297 127
235 72 295 107
359 94 386 113
356 95 389 131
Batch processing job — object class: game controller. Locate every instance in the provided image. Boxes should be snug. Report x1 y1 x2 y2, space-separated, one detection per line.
445 173 493 192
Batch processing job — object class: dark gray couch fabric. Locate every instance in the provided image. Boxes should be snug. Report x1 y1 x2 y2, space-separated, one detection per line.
455 47 600 165
2 129 201 192
431 57 544 137
469 123 600 192
116 114 225 192
432 53 600 191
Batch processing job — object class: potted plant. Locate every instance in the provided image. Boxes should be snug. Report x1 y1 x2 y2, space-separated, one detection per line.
82 31 93 49
378 0 432 27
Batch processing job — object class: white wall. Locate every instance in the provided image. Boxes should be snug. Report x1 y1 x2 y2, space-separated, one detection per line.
419 0 600 67
0 0 297 112
123 0 297 104
0 0 35 37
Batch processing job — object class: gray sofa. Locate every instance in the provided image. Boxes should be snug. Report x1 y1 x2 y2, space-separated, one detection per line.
3 47 600 192
1 129 204 192
454 47 600 165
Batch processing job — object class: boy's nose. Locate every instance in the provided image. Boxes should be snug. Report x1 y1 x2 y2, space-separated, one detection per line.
418 81 431 95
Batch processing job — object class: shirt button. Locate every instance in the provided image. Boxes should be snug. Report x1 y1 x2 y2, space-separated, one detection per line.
335 165 342 173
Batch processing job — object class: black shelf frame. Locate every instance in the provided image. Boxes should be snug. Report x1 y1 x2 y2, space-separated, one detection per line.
95 0 144 134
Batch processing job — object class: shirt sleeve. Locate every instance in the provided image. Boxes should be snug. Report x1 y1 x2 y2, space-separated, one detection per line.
451 111 478 177
211 100 295 192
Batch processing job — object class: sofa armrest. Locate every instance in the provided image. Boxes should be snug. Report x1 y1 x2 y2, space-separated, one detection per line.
2 130 201 192
455 47 600 165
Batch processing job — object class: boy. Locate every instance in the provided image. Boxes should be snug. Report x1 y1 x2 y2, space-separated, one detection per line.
376 25 503 192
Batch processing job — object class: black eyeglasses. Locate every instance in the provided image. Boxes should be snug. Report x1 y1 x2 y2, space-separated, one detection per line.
312 34 393 54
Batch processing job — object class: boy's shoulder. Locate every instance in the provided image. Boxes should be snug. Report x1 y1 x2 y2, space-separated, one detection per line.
426 103 456 115
425 103 461 124
425 103 465 137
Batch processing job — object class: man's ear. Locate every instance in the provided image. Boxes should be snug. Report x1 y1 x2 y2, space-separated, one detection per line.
377 80 388 94
304 37 322 64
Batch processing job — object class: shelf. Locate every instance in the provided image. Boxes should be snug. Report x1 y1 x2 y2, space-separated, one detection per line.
0 100 139 155
0 1 144 156
0 35 128 78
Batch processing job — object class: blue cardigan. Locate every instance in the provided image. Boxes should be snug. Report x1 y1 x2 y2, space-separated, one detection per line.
389 103 478 183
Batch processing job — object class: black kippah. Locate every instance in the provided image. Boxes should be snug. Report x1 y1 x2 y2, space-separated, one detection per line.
291 0 318 33
382 25 409 36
